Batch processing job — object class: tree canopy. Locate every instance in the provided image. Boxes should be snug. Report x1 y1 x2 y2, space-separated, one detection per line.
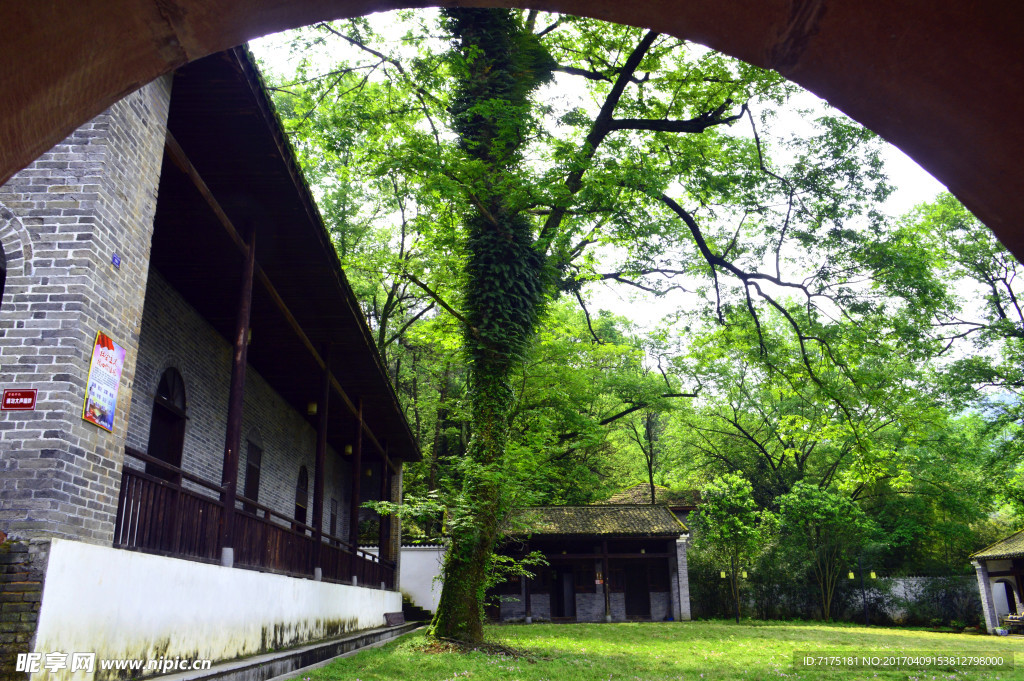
254 8 1023 637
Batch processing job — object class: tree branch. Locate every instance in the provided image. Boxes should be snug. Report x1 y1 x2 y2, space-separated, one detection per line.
382 302 436 349
607 101 746 134
537 29 659 251
402 273 478 336
573 289 604 343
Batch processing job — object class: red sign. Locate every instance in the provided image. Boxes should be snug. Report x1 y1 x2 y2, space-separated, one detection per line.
2 389 37 411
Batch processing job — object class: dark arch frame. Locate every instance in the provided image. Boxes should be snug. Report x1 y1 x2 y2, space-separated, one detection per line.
146 367 188 483
0 239 6 306
995 577 1020 617
0 2 1022 258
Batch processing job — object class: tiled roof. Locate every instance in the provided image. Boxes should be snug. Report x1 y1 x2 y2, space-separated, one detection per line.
604 484 702 508
515 504 688 537
972 528 1024 560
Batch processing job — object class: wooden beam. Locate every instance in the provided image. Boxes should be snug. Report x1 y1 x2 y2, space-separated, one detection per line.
378 448 392 563
164 132 388 459
312 346 331 572
602 539 611 621
348 399 364 549
219 226 255 567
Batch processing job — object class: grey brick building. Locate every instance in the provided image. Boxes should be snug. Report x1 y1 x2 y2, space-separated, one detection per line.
970 529 1024 633
0 47 417 680
492 505 691 623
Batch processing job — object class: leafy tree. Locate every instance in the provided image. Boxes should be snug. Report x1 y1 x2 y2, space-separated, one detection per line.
257 9 930 639
778 481 874 621
693 473 774 622
863 192 1024 399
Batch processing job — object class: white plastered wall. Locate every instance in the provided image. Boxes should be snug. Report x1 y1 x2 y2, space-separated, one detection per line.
366 545 444 613
33 539 401 681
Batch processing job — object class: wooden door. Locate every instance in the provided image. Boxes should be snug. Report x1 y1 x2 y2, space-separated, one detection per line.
624 563 651 619
550 567 577 619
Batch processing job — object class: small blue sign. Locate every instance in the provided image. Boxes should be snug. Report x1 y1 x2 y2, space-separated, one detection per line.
112 253 121 269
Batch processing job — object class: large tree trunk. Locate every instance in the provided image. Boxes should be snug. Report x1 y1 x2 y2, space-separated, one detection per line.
427 8 553 642
428 374 510 640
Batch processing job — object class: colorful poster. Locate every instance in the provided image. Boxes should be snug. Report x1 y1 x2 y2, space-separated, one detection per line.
82 331 125 432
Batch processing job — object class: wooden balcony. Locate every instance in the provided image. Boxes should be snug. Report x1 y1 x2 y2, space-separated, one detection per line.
114 447 394 588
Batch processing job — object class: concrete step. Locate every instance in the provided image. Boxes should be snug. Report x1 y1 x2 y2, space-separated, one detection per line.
159 623 421 681
402 603 433 622
401 594 433 623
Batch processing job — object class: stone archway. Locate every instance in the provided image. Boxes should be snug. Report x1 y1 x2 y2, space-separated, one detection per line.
0 2 1022 259
0 203 32 315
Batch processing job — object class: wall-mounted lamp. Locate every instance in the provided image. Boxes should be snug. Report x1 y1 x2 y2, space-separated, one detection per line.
307 402 317 416
344 444 353 455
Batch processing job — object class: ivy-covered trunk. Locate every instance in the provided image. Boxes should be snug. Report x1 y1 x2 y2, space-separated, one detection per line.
427 8 553 642
428 369 511 641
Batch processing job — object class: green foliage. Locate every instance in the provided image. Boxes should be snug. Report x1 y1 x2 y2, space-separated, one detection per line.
255 8 1023 633
778 482 875 620
693 473 775 622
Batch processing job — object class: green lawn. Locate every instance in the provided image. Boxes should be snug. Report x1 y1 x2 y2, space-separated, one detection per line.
295 621 1024 681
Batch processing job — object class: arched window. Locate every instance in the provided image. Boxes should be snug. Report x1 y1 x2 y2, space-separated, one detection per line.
146 368 187 483
294 465 309 530
0 240 7 306
242 431 262 515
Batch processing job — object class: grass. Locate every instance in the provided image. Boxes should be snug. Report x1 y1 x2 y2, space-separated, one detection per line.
291 621 1024 681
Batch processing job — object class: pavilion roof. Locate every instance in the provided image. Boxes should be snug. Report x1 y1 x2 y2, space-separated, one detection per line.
603 484 701 509
515 504 687 538
972 528 1024 561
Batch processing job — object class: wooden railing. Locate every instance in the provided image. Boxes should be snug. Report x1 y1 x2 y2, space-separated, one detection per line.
114 447 395 588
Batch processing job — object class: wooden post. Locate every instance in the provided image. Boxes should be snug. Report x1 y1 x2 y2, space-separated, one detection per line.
219 228 255 568
524 574 533 623
348 399 363 551
602 540 611 622
312 347 330 580
378 449 391 565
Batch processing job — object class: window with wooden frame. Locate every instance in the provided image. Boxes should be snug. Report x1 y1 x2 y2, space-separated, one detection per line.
329 498 338 541
145 368 187 483
242 437 262 514
495 573 521 595
608 567 626 593
531 567 553 594
649 560 671 591
294 465 309 531
574 561 597 593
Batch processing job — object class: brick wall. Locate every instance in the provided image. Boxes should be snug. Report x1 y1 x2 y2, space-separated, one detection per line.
650 591 670 621
609 592 625 620
0 77 172 545
499 594 525 620
575 592 605 622
675 537 691 620
126 269 364 534
497 551 689 623
0 539 48 681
